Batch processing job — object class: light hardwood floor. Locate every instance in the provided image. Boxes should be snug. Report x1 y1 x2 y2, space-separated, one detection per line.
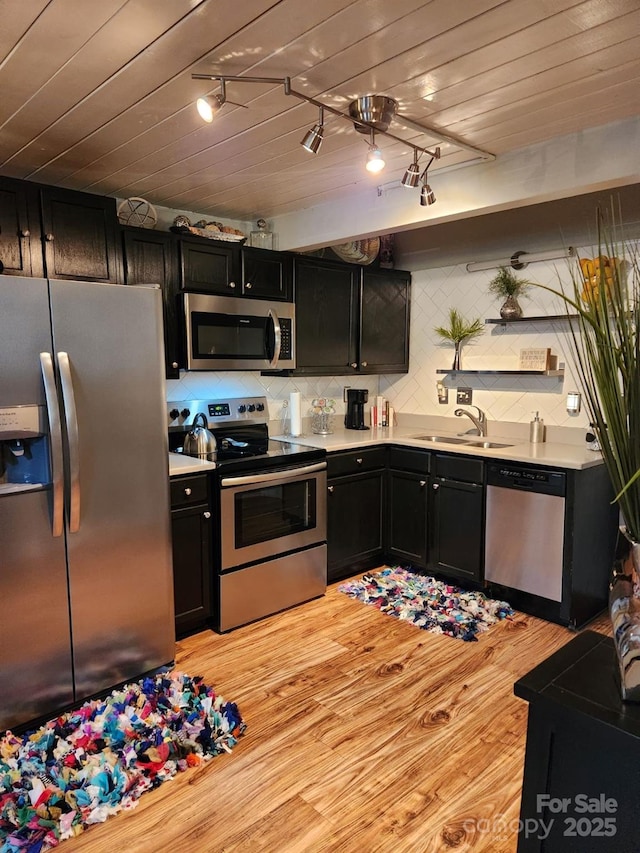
62 574 610 853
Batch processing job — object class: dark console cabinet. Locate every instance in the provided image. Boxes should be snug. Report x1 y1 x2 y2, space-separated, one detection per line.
170 474 213 637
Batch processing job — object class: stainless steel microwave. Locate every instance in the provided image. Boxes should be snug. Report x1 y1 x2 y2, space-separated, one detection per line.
183 293 295 371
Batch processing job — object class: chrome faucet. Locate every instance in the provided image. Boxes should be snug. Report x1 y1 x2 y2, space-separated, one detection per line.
454 405 487 437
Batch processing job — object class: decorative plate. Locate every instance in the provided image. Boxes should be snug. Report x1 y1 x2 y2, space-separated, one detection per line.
117 197 158 229
330 237 381 265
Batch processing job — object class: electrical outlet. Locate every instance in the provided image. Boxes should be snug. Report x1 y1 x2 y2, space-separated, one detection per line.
436 381 448 404
456 387 473 405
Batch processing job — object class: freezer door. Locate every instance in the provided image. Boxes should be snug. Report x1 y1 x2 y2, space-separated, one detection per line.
49 280 175 701
0 277 52 405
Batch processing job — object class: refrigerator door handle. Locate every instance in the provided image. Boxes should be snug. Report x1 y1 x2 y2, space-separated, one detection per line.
57 351 81 533
39 352 64 538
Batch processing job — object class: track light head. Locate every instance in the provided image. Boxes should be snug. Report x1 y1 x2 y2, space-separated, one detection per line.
196 79 227 122
365 131 385 173
401 160 420 188
301 106 325 153
420 179 436 206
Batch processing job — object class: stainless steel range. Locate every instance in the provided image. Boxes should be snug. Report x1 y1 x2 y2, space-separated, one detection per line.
168 397 327 631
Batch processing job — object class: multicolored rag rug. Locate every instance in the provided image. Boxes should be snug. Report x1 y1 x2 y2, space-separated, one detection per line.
339 566 514 641
0 671 245 852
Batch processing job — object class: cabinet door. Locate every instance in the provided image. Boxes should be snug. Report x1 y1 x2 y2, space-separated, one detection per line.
327 470 384 581
180 238 240 294
294 257 359 375
430 478 484 583
386 469 428 567
171 504 212 637
360 268 410 373
0 176 43 277
122 227 180 379
40 186 121 282
242 247 292 300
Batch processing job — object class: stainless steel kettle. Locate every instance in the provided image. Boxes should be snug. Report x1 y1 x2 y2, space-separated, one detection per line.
182 412 217 458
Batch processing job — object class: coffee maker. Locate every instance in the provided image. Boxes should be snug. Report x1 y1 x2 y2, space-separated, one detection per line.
344 388 369 430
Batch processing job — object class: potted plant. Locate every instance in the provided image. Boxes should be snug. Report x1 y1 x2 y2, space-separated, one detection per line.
541 202 639 700
488 265 533 319
434 308 484 370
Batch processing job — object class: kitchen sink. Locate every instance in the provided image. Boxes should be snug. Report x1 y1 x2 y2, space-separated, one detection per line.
412 435 471 444
465 440 514 449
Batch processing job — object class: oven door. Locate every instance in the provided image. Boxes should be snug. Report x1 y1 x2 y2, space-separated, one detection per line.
219 461 326 571
184 293 295 370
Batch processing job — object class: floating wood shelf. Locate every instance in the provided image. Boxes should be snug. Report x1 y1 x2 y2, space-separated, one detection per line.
485 313 580 326
436 369 565 376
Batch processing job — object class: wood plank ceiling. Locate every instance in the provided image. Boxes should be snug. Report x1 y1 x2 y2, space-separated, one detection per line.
1 0 638 223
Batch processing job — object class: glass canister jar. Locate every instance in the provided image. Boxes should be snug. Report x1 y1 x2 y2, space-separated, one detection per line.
310 398 336 435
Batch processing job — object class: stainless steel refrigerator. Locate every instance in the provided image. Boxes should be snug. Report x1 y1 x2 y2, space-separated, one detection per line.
0 276 175 732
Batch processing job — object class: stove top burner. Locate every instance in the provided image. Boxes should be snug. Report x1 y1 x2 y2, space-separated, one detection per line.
167 396 325 473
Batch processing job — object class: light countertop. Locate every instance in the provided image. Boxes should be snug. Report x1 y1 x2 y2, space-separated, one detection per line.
169 452 217 477
269 425 604 471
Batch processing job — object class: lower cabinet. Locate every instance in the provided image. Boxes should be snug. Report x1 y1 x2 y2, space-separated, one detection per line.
170 474 212 637
327 448 386 581
342 445 486 584
429 454 485 583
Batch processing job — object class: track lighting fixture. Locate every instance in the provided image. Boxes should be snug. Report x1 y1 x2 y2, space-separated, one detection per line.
191 73 461 202
401 149 420 188
365 131 385 173
301 106 324 154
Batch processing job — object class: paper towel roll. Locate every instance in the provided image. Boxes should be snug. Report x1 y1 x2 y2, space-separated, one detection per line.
289 391 302 436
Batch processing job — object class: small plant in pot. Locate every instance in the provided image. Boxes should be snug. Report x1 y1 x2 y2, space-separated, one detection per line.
434 308 484 370
488 266 533 319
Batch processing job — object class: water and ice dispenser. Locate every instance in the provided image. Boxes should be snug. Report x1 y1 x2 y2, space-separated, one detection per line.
0 405 50 492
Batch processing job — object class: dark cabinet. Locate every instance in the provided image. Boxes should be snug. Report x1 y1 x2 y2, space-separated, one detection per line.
170 474 212 637
241 246 292 300
280 257 410 376
360 268 411 373
122 227 180 379
180 237 240 295
386 447 430 566
327 448 386 581
0 175 43 277
40 186 121 282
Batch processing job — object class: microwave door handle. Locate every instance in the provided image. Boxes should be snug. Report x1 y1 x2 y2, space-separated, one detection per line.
57 352 81 533
39 352 64 537
268 308 282 368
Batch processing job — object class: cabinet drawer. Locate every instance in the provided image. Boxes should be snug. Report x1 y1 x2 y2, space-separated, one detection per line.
388 446 430 474
328 446 386 477
170 474 209 507
433 453 484 484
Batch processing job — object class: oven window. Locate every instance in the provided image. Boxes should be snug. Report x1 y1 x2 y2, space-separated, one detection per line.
234 479 316 548
193 311 271 360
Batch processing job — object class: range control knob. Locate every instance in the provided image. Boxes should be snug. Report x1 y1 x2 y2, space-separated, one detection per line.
247 404 256 412
237 405 246 413
180 408 190 419
169 408 180 420
256 403 265 412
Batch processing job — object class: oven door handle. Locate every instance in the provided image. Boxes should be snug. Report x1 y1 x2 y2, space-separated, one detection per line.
220 460 326 488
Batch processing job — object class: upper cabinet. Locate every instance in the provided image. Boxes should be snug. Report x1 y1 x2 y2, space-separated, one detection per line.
0 176 44 277
122 227 180 379
179 238 293 301
40 186 121 283
275 255 410 376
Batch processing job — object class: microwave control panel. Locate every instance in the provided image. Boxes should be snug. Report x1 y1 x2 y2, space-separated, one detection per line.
280 318 292 359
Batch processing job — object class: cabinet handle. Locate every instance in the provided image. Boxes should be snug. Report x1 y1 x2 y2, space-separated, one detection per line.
171 361 179 369
228 281 236 288
203 511 211 519
20 229 30 238
45 233 54 242
356 458 363 464
328 485 334 493
350 362 358 369
245 282 252 289
432 483 440 490
420 480 426 487
361 361 368 367
184 487 192 496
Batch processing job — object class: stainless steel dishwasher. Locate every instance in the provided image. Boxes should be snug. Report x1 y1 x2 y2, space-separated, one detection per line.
484 463 566 602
